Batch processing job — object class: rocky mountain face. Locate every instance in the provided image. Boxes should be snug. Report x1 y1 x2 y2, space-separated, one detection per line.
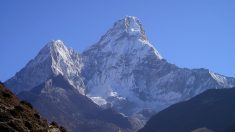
4 16 235 131
139 87 235 132
18 75 136 132
5 40 85 94
0 82 66 132
81 16 235 114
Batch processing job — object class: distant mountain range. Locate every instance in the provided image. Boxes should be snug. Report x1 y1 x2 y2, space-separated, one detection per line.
139 87 235 132
4 16 235 131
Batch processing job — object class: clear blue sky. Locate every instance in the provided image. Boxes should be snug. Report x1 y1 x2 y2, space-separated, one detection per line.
1 0 235 81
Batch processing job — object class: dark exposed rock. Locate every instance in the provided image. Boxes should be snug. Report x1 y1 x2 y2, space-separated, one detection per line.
18 75 134 132
0 83 66 132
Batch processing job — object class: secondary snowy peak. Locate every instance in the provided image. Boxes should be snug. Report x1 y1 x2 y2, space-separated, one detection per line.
5 40 85 94
30 40 70 68
38 40 73 62
39 40 83 76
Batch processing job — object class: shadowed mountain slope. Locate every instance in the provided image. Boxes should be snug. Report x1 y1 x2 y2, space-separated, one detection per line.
139 87 235 132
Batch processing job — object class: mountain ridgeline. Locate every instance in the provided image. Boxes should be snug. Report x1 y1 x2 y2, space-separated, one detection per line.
4 16 235 131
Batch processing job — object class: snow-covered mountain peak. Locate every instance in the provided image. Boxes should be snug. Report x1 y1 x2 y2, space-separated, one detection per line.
124 16 145 36
120 16 146 39
5 40 85 94
84 16 163 60
46 39 64 47
30 40 72 70
42 40 68 56
100 16 147 43
42 40 85 94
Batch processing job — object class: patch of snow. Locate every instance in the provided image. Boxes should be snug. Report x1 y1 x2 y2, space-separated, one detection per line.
209 71 227 85
90 96 107 106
